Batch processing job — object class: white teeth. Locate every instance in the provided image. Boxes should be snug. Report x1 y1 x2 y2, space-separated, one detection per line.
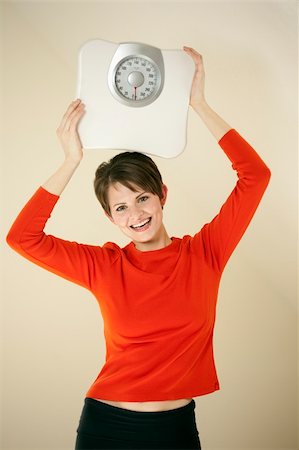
131 218 151 229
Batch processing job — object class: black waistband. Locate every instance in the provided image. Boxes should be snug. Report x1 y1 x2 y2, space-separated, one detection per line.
77 397 200 445
85 397 196 418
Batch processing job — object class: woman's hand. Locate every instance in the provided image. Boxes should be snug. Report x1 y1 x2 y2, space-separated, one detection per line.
41 99 86 195
183 47 206 109
56 99 85 164
183 47 231 140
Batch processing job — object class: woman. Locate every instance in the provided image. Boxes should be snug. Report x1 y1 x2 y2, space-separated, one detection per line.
6 47 271 449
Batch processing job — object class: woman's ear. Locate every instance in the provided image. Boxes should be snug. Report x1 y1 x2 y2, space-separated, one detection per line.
160 184 168 207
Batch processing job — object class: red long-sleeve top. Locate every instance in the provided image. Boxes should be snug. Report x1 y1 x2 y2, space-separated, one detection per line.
6 129 271 401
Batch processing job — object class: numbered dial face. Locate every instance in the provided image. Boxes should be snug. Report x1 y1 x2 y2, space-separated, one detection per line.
112 56 162 105
108 43 164 107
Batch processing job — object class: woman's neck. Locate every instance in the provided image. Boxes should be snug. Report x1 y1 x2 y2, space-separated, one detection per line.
133 227 172 252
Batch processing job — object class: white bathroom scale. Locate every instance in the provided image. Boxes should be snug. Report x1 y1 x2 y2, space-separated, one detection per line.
76 39 195 158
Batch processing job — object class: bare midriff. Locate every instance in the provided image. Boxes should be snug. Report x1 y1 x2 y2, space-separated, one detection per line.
93 398 193 412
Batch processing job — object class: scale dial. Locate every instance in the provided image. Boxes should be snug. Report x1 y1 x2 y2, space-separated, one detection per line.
115 56 158 102
108 43 164 107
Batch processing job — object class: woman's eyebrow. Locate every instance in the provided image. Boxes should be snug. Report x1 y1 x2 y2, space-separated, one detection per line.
136 191 147 199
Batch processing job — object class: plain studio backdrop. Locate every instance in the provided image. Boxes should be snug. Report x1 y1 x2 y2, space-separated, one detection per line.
1 1 298 450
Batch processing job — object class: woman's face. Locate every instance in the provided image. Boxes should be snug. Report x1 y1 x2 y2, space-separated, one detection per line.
106 182 168 250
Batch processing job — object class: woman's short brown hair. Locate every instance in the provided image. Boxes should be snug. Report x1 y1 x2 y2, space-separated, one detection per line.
94 151 164 216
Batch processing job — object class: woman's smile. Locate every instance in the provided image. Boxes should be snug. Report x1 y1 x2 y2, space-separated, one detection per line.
130 217 152 231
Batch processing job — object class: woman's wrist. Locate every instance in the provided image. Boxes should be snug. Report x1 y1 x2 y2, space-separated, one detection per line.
191 98 210 116
191 100 232 141
42 157 81 196
64 155 82 169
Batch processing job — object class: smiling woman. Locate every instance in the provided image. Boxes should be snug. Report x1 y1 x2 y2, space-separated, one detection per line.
6 48 271 450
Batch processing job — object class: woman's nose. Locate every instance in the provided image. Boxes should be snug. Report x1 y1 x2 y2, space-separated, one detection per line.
129 204 143 220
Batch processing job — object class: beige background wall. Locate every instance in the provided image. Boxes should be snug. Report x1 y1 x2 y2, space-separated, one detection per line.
1 1 298 449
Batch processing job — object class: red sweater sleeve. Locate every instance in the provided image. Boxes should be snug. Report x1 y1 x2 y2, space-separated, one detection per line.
6 187 117 290
196 129 271 272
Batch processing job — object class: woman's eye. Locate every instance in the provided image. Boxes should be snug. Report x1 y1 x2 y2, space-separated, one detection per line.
116 205 126 212
139 196 149 203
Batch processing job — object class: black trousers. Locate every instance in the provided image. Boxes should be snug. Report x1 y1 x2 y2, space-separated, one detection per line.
75 398 201 449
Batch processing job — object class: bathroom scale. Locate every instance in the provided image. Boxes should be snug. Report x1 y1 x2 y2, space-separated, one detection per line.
76 39 195 158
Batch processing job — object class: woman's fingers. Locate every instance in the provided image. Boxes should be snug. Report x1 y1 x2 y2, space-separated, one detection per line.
59 99 80 128
183 47 203 64
67 102 85 132
183 46 200 55
57 99 83 135
62 100 84 132
183 46 204 75
183 46 205 107
56 99 85 161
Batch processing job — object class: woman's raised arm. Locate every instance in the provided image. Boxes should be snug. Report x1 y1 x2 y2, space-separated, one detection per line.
183 47 232 141
42 99 85 195
183 48 271 272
